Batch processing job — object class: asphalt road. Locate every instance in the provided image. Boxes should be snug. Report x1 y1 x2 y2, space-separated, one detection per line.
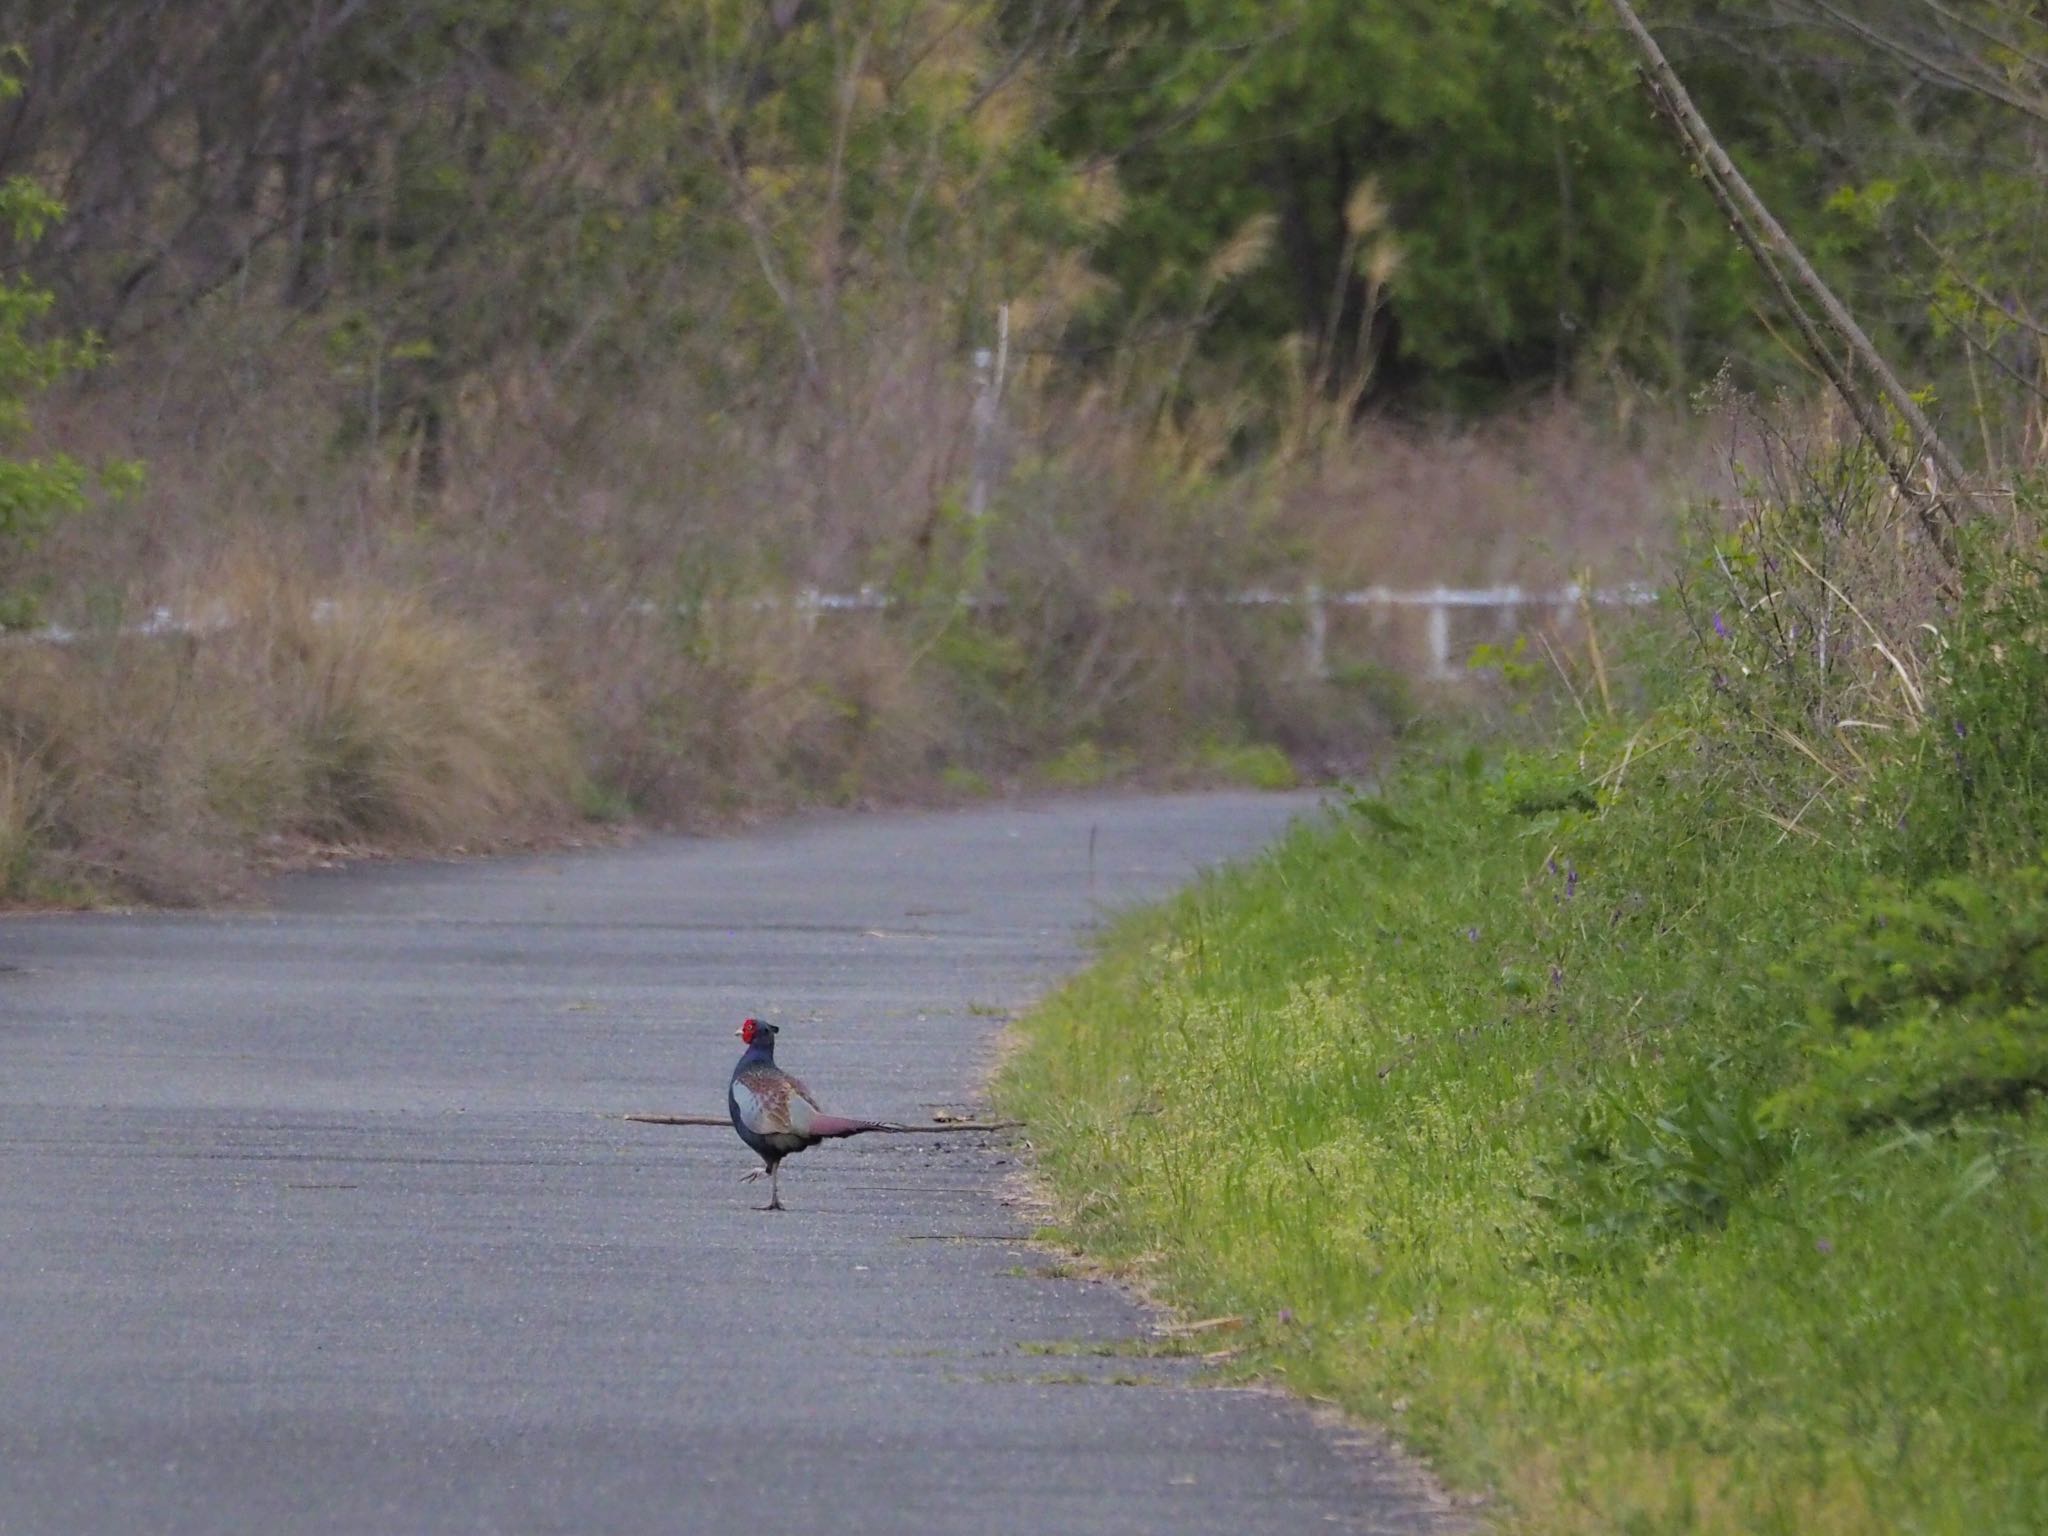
0 792 1457 1536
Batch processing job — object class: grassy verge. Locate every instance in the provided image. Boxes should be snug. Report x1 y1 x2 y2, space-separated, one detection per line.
998 479 2048 1533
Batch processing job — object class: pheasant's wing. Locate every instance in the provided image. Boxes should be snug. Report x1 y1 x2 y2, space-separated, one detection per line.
776 1072 899 1137
731 1062 826 1137
778 1071 833 1134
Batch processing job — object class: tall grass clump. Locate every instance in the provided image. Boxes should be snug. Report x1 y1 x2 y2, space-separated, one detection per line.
1001 434 2048 1535
0 556 577 902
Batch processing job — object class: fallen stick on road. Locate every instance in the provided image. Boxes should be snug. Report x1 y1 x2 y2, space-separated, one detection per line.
620 1112 1022 1131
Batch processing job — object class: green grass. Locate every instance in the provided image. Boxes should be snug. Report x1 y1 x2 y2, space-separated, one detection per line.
1041 739 1137 789
1191 739 1299 790
1001 731 2048 1532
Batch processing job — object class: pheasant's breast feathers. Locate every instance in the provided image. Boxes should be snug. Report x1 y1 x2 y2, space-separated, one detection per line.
731 1062 825 1137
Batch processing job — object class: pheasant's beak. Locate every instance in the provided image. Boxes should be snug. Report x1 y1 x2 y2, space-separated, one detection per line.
733 1025 747 1038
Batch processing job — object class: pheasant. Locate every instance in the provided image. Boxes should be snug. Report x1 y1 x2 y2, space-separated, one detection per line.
727 1018 901 1210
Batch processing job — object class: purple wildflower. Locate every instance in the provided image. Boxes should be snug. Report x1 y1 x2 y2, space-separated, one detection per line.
1954 720 1967 739
1465 926 1481 943
1814 1238 1833 1256
1565 866 1579 899
1712 611 1729 639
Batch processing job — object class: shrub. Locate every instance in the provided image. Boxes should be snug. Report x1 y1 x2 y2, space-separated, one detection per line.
1771 861 2048 1132
0 114 140 626
1535 1077 1783 1260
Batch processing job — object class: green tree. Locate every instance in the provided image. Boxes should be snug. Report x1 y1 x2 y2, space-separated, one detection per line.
0 57 134 626
1772 0 2048 467
2 1 1088 453
1032 0 1768 408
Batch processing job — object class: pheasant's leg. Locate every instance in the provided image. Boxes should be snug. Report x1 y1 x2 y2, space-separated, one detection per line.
739 1166 766 1184
765 1163 784 1212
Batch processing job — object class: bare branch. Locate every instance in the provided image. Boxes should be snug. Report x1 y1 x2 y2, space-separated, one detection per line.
1608 0 1974 561
1906 0 2048 79
1914 225 2048 340
1801 0 2048 124
692 23 827 390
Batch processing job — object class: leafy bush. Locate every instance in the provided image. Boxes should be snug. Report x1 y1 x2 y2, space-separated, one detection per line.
1041 739 1133 789
0 164 136 625
1536 1077 1782 1259
1772 861 2048 1131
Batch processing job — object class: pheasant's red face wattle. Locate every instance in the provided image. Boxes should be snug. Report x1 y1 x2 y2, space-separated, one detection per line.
737 1018 758 1044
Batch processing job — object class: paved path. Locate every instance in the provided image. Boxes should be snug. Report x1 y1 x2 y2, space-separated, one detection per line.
0 793 1454 1535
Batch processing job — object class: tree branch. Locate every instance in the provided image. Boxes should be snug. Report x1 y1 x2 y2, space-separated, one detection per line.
1801 0 2048 124
1909 0 2048 78
1914 224 2048 340
1607 0 1973 560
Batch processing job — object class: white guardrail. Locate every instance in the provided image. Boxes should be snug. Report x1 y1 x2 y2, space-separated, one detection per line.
1221 583 1656 679
761 582 1659 679
18 583 1658 682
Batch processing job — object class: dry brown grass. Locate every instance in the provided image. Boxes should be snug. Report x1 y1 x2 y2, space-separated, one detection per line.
1283 395 1731 590
4 301 1732 900
552 602 945 824
1662 396 1980 803
0 555 577 902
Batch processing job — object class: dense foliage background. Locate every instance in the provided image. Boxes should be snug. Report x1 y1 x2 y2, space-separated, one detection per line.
0 2 2038 897
3 2 2040 430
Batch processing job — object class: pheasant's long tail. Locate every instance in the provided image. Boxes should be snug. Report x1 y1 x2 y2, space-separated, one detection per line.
805 1114 913 1138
